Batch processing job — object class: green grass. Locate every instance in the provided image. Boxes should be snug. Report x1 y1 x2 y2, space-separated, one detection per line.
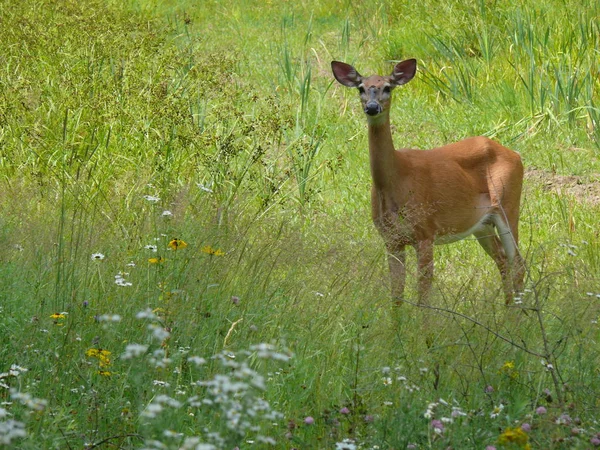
1 0 600 448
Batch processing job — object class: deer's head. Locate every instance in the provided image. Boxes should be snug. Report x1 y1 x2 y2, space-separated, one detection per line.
331 59 417 122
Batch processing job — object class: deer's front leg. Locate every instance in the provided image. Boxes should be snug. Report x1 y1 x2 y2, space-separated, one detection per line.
416 239 434 304
386 242 406 305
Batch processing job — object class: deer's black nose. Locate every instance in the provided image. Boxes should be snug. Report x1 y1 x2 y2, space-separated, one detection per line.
365 101 382 116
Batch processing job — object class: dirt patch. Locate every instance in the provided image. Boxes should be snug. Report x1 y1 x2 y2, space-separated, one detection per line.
526 168 600 206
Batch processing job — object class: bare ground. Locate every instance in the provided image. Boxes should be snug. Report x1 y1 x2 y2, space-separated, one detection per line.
525 167 600 206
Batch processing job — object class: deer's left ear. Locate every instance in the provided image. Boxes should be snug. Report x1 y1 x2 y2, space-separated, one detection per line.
390 59 417 86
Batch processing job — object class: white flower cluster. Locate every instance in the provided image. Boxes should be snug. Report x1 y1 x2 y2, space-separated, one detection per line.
115 272 132 287
138 344 289 448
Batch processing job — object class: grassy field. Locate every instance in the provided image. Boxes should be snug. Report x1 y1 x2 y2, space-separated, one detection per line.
1 0 600 448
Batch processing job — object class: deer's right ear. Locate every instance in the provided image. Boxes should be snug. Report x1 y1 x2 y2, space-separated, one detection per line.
331 61 362 88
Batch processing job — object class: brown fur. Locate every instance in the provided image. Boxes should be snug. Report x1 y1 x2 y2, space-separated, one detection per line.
332 59 525 304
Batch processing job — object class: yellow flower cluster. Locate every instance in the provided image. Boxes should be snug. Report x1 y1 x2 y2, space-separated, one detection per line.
148 256 166 264
86 348 112 369
201 245 225 256
168 239 187 250
499 360 519 379
498 427 530 449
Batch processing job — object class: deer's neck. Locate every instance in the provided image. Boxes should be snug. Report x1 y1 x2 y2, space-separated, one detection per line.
367 115 400 188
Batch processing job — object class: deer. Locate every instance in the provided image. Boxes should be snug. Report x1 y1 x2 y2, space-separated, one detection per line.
331 58 525 305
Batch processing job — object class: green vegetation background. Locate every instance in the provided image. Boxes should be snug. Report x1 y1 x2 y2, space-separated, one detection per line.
0 0 599 448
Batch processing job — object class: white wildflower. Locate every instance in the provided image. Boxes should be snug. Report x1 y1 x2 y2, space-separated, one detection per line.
136 308 157 320
148 323 170 341
143 195 160 203
121 344 149 360
91 253 105 261
335 438 357 450
188 356 207 366
97 314 122 323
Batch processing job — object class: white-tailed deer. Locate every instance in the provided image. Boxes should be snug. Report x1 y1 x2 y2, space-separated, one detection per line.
331 59 525 305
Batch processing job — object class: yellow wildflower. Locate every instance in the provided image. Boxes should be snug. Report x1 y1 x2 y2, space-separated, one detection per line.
86 348 112 368
50 313 66 319
148 257 165 264
499 360 518 379
498 427 529 447
201 245 225 256
98 370 112 377
168 239 187 250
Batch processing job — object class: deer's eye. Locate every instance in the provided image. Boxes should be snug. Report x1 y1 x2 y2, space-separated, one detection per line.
383 86 391 94
358 86 365 94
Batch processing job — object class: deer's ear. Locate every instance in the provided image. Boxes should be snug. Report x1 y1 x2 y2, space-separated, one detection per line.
331 61 362 88
390 59 417 86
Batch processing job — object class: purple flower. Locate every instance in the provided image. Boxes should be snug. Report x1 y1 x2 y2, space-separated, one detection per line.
431 419 444 433
485 385 494 393
303 416 314 425
521 423 531 432
591 436 600 447
485 446 497 450
83 301 89 308
339 407 350 415
536 406 547 415
364 414 374 423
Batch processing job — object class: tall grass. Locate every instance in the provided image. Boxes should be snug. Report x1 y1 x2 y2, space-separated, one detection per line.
1 0 600 448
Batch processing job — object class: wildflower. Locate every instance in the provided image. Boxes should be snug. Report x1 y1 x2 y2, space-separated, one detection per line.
556 414 572 425
485 385 494 393
303 416 314 425
148 257 165 264
196 182 213 193
431 420 444 435
0 418 27 444
335 439 357 450
114 273 132 287
168 239 187 250
143 195 160 202
201 245 225 256
498 427 529 446
231 296 240 305
521 423 531 432
499 360 518 379
148 323 170 341
10 389 47 411
91 253 105 261
188 356 207 366
145 244 158 252
162 210 173 217
136 308 157 320
485 447 497 450
50 313 66 320
97 314 122 323
535 406 547 415
86 348 112 368
340 407 350 415
364 415 374 423
382 377 393 385
121 344 149 360
98 370 112 377
490 404 504 418
591 436 600 446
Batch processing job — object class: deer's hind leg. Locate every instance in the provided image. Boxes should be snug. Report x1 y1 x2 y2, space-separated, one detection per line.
474 224 513 303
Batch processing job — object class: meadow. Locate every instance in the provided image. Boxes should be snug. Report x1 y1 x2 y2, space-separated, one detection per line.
1 0 599 448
